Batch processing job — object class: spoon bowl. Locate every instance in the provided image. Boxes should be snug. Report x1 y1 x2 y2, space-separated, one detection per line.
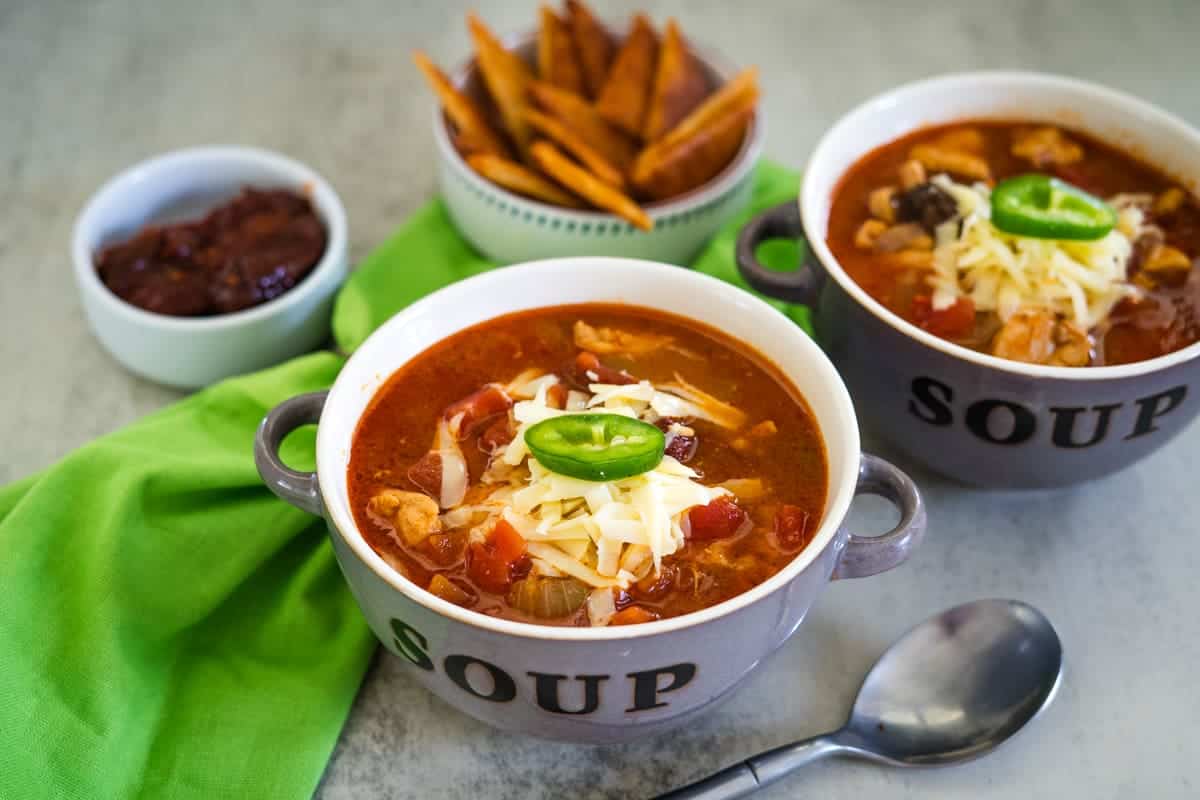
838 599 1063 766
659 599 1064 798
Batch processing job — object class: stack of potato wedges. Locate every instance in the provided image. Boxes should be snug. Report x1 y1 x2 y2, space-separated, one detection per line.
414 2 760 230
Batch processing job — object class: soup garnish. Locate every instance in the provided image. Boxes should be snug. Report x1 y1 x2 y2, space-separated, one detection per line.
989 174 1117 241
348 305 828 627
828 122 1200 366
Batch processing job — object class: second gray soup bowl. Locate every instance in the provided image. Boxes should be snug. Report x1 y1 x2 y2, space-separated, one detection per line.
737 72 1200 488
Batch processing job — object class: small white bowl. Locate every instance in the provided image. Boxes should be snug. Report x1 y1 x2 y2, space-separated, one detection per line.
435 32 765 265
72 146 349 390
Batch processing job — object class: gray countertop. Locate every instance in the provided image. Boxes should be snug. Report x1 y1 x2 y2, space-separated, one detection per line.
4 0 1199 797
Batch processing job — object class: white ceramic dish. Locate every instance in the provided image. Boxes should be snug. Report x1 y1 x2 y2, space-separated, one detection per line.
255 257 925 743
72 146 348 390
738 71 1200 487
434 31 764 265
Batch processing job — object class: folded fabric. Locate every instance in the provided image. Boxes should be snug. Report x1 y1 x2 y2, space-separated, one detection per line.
0 162 801 800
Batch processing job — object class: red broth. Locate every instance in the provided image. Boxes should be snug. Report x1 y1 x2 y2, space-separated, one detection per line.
347 304 828 627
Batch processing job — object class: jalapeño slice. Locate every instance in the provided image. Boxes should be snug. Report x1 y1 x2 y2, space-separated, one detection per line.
524 413 665 482
990 174 1117 241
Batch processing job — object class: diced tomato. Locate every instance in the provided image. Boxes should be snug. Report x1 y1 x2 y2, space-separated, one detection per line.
773 505 812 553
687 496 749 541
910 294 975 338
444 385 512 437
609 606 660 626
479 416 515 452
572 351 636 386
466 519 528 594
407 451 442 498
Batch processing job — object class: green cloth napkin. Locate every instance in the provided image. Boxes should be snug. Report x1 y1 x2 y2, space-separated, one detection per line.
0 162 801 800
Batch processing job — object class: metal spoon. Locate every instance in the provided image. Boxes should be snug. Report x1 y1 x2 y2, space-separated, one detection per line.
657 599 1063 799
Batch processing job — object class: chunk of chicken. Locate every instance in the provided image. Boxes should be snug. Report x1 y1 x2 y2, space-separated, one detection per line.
991 310 1056 364
1154 187 1187 216
715 478 769 501
573 320 672 355
990 310 1092 366
854 219 888 249
873 223 934 253
1011 127 1083 168
1141 243 1192 277
1049 320 1091 367
898 159 927 190
748 420 778 438
369 489 442 546
934 128 985 154
909 144 991 182
868 186 897 223
884 250 935 270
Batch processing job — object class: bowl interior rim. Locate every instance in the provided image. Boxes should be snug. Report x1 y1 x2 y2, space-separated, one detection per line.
316 257 862 642
800 69 1200 382
72 145 348 332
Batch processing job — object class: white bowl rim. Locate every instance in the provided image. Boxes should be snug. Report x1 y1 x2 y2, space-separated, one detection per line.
71 145 349 332
317 257 861 642
801 69 1200 382
430 28 766 223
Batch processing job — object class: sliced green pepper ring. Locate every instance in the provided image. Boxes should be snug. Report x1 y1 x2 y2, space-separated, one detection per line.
525 413 665 482
990 174 1117 241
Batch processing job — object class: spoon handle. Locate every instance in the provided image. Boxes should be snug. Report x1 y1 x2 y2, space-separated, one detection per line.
655 735 842 799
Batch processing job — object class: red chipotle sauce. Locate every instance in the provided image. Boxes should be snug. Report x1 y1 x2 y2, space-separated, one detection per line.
95 188 327 316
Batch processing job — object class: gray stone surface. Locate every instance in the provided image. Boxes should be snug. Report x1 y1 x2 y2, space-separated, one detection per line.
3 0 1200 797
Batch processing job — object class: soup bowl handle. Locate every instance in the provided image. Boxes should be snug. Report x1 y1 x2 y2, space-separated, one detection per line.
832 453 926 580
735 200 823 307
254 390 328 517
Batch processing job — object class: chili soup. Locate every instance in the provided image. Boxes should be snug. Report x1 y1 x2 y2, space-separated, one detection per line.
828 121 1200 366
347 304 828 628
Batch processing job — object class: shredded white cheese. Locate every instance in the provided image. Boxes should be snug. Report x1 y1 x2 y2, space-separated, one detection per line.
927 174 1145 328
477 369 737 589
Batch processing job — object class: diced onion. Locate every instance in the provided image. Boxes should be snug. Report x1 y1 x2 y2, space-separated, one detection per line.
508 576 590 618
586 588 617 627
433 418 468 509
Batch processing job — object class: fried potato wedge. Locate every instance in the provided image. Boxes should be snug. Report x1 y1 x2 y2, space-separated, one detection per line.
413 51 511 159
594 14 659 138
529 141 653 230
631 104 754 200
528 80 637 168
468 12 536 151
467 153 584 207
632 67 758 186
566 0 614 98
525 108 625 188
538 5 586 95
642 19 710 142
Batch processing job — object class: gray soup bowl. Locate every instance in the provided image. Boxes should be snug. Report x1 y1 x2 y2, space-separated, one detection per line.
737 72 1200 488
